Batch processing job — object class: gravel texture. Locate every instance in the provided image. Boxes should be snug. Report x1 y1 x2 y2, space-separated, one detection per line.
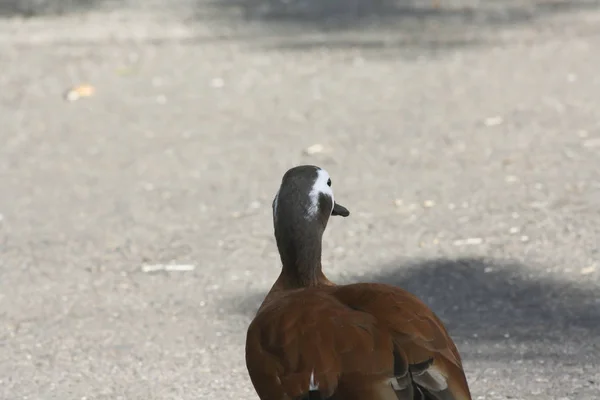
0 1 599 399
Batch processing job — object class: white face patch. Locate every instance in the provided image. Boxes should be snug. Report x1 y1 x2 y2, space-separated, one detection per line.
307 168 334 219
309 370 319 391
272 190 279 223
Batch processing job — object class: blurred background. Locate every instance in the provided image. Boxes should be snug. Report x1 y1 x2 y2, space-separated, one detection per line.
0 0 599 399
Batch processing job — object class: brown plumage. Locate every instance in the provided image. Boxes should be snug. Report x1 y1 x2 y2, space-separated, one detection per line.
245 165 472 400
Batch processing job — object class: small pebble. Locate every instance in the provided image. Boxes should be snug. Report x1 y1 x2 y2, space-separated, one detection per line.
304 143 325 155
211 77 225 88
423 200 435 208
484 116 503 126
583 138 600 148
578 130 589 138
453 238 483 246
581 265 596 275
530 201 548 209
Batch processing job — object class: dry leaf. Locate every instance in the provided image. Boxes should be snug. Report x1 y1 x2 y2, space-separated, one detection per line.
65 84 96 102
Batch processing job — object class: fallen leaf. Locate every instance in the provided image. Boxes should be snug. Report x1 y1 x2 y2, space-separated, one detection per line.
64 84 95 102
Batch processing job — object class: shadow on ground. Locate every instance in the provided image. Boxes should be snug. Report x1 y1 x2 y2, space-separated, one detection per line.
210 0 599 27
0 0 112 17
200 0 600 52
229 257 600 361
3 0 599 54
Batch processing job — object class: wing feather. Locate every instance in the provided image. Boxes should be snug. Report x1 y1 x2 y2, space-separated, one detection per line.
246 283 471 400
332 283 472 400
246 289 393 400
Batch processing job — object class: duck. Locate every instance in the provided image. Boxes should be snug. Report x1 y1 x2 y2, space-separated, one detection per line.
245 165 472 400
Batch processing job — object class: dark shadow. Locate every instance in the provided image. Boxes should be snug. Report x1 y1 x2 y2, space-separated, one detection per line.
368 257 600 336
4 1 598 53
364 258 600 366
0 0 112 18
210 0 599 26
228 257 600 362
199 0 600 52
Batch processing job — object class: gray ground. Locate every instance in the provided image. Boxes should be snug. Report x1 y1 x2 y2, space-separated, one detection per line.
1 0 600 399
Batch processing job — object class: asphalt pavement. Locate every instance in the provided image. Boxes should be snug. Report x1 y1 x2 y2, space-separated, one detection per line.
0 1 599 399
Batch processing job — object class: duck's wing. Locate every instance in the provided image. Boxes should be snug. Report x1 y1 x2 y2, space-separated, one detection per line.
245 284 472 400
332 282 472 400
245 288 398 400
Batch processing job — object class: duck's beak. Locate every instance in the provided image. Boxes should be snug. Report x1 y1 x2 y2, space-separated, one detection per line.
332 202 350 217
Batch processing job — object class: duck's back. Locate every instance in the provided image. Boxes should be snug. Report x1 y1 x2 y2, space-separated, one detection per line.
245 283 472 400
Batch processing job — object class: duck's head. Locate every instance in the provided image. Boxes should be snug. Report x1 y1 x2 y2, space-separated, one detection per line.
272 165 349 271
273 165 349 228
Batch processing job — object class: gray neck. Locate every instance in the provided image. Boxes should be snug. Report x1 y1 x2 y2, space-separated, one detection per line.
274 214 325 288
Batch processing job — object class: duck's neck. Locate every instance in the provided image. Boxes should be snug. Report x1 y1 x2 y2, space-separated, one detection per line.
275 228 329 289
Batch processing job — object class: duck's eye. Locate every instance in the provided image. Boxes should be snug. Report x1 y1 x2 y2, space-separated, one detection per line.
327 178 331 187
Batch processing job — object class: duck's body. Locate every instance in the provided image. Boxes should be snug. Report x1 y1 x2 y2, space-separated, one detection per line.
245 166 472 400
